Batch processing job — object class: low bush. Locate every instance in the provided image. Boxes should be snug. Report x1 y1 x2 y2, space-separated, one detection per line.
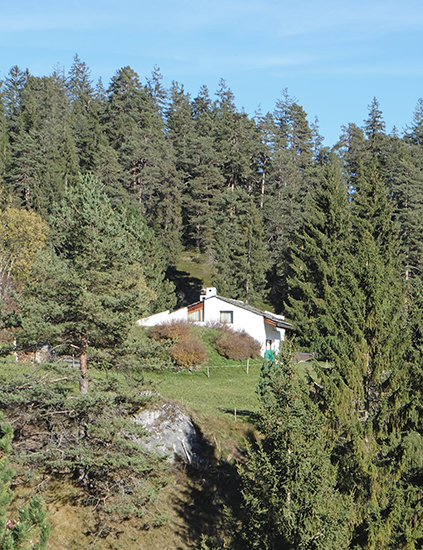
171 338 207 368
214 328 261 361
149 319 192 342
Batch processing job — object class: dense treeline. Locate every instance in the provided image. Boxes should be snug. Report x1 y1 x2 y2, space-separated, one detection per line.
3 55 423 548
0 56 331 309
2 57 423 313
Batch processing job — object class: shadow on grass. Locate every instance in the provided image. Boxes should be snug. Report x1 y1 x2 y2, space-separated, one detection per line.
219 408 262 427
170 420 245 549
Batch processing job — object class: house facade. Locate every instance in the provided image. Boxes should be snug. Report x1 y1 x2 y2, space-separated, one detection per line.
137 287 292 357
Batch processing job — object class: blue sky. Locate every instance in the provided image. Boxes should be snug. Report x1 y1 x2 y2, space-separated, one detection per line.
2 0 423 146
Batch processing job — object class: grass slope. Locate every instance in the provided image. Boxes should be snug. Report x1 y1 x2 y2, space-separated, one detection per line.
0 357 262 549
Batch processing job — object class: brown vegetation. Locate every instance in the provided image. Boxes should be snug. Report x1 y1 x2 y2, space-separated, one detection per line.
214 328 261 361
171 338 207 367
149 320 193 342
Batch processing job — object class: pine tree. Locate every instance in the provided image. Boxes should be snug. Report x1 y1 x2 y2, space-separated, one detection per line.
213 80 261 195
7 72 78 214
262 93 323 311
103 66 182 261
213 190 269 305
167 82 224 253
66 54 106 173
15 175 173 393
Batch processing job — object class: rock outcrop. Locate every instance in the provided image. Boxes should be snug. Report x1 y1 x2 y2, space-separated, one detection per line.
133 399 201 464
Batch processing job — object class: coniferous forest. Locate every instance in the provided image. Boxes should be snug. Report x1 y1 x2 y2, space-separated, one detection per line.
2 55 423 549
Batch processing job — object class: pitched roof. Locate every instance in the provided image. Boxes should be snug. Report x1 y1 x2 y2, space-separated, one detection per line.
209 295 292 330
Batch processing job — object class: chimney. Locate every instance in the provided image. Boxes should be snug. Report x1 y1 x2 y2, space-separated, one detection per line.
200 287 217 301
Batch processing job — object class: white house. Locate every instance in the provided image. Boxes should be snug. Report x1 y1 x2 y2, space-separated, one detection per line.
137 287 292 357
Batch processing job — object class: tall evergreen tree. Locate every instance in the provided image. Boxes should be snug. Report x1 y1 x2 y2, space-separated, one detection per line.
167 82 224 253
0 87 7 189
213 190 269 305
103 66 182 261
66 54 106 173
285 157 350 348
213 80 261 195
7 72 78 214
287 158 412 548
15 175 174 393
385 134 423 279
236 341 352 550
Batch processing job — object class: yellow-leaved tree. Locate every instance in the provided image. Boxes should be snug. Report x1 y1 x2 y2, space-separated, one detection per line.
0 207 48 299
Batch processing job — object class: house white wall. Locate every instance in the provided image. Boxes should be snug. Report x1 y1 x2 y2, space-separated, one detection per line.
136 307 188 327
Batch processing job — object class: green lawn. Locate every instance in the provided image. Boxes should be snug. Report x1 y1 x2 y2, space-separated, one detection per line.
145 362 262 420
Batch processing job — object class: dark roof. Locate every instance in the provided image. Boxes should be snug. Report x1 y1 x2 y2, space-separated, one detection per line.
210 295 292 330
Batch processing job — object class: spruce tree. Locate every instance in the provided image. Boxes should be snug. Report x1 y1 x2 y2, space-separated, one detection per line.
0 89 7 189
287 158 412 548
285 157 350 349
385 134 423 279
236 340 352 550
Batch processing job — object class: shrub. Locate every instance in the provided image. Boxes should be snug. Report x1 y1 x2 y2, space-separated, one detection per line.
171 338 207 368
214 329 261 361
149 320 192 342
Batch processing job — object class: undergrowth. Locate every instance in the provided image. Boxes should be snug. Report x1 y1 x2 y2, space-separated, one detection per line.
0 360 172 540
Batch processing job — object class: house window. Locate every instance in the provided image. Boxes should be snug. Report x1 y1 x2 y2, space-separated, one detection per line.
188 308 203 322
188 302 204 322
220 311 233 324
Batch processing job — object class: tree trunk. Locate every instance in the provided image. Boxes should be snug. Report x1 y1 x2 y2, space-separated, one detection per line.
79 335 88 394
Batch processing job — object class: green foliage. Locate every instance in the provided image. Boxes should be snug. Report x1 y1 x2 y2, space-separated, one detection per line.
0 366 170 530
285 156 350 350
235 340 352 550
213 190 269 306
13 174 175 390
103 66 183 263
286 155 418 548
7 71 79 214
0 413 50 550
118 325 174 371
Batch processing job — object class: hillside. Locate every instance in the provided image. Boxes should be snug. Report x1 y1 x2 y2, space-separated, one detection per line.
1 353 264 550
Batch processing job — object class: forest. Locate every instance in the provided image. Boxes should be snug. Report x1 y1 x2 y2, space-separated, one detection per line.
1 54 423 548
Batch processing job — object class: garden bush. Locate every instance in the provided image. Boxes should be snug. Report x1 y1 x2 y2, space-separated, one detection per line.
171 338 207 368
214 328 261 361
149 319 192 342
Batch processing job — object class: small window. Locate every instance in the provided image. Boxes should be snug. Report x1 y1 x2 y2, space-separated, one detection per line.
188 309 203 322
220 311 233 324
